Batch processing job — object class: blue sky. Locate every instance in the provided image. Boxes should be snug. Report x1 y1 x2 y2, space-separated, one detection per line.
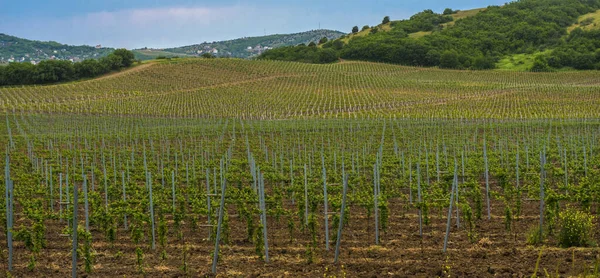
0 0 507 49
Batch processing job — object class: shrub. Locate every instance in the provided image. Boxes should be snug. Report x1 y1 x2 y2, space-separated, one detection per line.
526 225 544 245
558 207 594 247
440 51 460 69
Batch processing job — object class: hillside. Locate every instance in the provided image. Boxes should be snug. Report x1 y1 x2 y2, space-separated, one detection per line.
1 58 598 119
261 0 600 71
341 8 485 43
142 29 344 60
0 33 113 64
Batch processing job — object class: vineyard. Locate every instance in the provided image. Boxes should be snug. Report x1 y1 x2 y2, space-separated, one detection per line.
1 59 600 277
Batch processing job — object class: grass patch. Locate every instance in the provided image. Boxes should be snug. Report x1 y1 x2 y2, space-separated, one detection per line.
408 31 432 38
443 8 487 27
496 51 551 71
568 9 600 32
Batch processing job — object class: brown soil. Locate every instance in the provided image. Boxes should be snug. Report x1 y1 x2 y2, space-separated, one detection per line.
2 199 598 277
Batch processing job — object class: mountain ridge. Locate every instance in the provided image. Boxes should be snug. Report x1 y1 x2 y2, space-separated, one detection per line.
134 29 345 60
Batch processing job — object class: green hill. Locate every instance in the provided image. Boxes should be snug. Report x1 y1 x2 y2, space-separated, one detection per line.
0 33 113 64
261 0 600 71
138 29 344 60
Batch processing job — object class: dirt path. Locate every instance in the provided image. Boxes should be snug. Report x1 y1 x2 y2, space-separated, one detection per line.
90 62 156 82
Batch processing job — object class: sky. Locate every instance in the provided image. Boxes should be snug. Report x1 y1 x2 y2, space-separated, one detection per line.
0 0 507 49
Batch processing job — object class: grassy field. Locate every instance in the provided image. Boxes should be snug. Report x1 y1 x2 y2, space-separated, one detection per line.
1 58 600 277
568 9 600 32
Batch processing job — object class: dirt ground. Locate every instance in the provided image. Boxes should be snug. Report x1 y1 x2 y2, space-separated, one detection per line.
2 198 599 277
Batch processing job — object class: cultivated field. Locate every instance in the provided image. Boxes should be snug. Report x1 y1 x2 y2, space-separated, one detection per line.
1 59 600 277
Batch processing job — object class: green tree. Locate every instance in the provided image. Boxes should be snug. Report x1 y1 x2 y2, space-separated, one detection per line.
439 51 460 69
472 55 496 70
74 59 105 78
100 54 123 71
319 37 329 44
352 26 359 33
113 49 135 67
382 16 391 24
308 42 317 47
362 25 370 31
34 60 75 83
573 53 596 70
318 49 338 63
202 53 215 58
332 40 345 51
4 62 36 85
0 66 6 86
443 8 456 15
530 56 551 72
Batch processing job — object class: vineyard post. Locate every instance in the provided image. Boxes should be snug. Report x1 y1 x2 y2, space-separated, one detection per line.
6 116 14 149
5 152 13 271
211 171 227 274
122 171 127 230
455 160 460 229
436 145 440 183
290 159 294 205
148 172 156 250
102 152 108 210
516 149 520 190
161 160 165 188
334 173 349 264
409 158 413 204
443 160 457 253
484 139 491 220
50 165 54 211
417 163 423 238
539 151 545 237
81 155 90 232
45 161 49 208
373 163 379 245
84 172 90 232
66 165 70 217
172 171 177 212
91 163 95 191
563 149 567 189
461 149 465 184
205 168 211 239
72 172 79 278
322 153 329 251
304 164 308 226
59 173 63 220
259 172 269 262
583 145 587 177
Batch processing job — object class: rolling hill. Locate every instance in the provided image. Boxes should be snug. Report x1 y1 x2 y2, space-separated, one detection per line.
261 0 600 71
140 29 345 60
0 33 113 64
2 29 345 63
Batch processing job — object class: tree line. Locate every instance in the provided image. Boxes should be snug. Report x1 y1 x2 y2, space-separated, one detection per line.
259 0 600 71
0 49 135 86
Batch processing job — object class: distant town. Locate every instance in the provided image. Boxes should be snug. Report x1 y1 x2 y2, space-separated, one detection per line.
0 38 110 65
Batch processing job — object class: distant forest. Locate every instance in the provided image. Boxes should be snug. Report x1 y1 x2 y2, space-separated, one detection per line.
260 0 600 71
